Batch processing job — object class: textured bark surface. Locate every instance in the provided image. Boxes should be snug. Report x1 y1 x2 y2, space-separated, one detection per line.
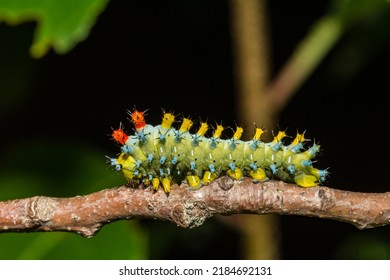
1 176 389 238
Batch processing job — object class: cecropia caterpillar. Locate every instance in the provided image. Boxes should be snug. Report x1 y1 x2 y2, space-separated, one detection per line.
108 108 329 192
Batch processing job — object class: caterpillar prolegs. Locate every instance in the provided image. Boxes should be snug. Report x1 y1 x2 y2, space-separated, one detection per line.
108 109 329 192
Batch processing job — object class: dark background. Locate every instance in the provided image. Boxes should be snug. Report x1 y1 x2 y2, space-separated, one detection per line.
1 0 389 259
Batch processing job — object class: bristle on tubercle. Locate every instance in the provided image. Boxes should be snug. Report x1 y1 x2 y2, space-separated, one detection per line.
112 125 128 145
108 109 329 192
128 108 148 130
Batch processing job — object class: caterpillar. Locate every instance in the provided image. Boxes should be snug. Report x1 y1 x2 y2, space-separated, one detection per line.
108 108 329 193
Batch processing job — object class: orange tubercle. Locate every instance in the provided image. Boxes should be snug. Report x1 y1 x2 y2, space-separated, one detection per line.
130 110 147 130
112 128 128 145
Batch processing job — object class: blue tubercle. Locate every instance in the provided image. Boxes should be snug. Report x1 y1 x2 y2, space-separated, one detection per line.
272 141 283 152
287 165 295 174
121 145 134 154
209 164 216 173
136 131 147 144
291 143 303 153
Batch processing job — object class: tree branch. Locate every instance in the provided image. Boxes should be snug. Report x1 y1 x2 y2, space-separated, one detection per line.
1 177 389 238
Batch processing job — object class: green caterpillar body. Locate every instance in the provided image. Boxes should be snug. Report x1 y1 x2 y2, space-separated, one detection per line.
109 109 328 192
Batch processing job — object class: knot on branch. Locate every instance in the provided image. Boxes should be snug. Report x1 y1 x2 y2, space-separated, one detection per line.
26 196 57 224
216 176 235 191
171 200 211 228
316 188 336 209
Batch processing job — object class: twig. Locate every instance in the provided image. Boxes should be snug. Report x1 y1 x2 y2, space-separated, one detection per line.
1 176 389 238
266 16 342 114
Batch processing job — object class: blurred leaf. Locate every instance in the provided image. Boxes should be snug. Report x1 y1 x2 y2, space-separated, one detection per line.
335 232 390 259
0 0 109 58
0 139 125 199
330 0 390 27
0 221 147 259
47 220 148 260
0 23 34 115
269 0 390 111
17 232 66 260
0 139 148 259
323 0 390 91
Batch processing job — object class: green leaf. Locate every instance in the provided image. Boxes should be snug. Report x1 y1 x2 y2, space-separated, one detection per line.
330 0 390 27
0 140 148 259
335 232 390 259
0 221 148 259
0 0 109 58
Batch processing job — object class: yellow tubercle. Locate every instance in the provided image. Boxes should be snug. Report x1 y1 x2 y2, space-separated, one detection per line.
197 122 208 136
152 177 160 191
186 175 201 189
179 118 193 132
294 173 318 188
213 124 224 139
291 132 305 145
250 168 267 181
161 178 171 192
253 128 264 141
161 113 175 129
116 153 136 181
143 179 150 186
273 131 287 143
202 171 217 184
233 127 243 140
227 167 243 180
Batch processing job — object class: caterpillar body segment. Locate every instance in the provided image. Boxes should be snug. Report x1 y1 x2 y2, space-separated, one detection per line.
109 109 328 192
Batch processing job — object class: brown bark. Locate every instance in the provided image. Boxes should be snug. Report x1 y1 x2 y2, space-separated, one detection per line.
1 177 389 238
